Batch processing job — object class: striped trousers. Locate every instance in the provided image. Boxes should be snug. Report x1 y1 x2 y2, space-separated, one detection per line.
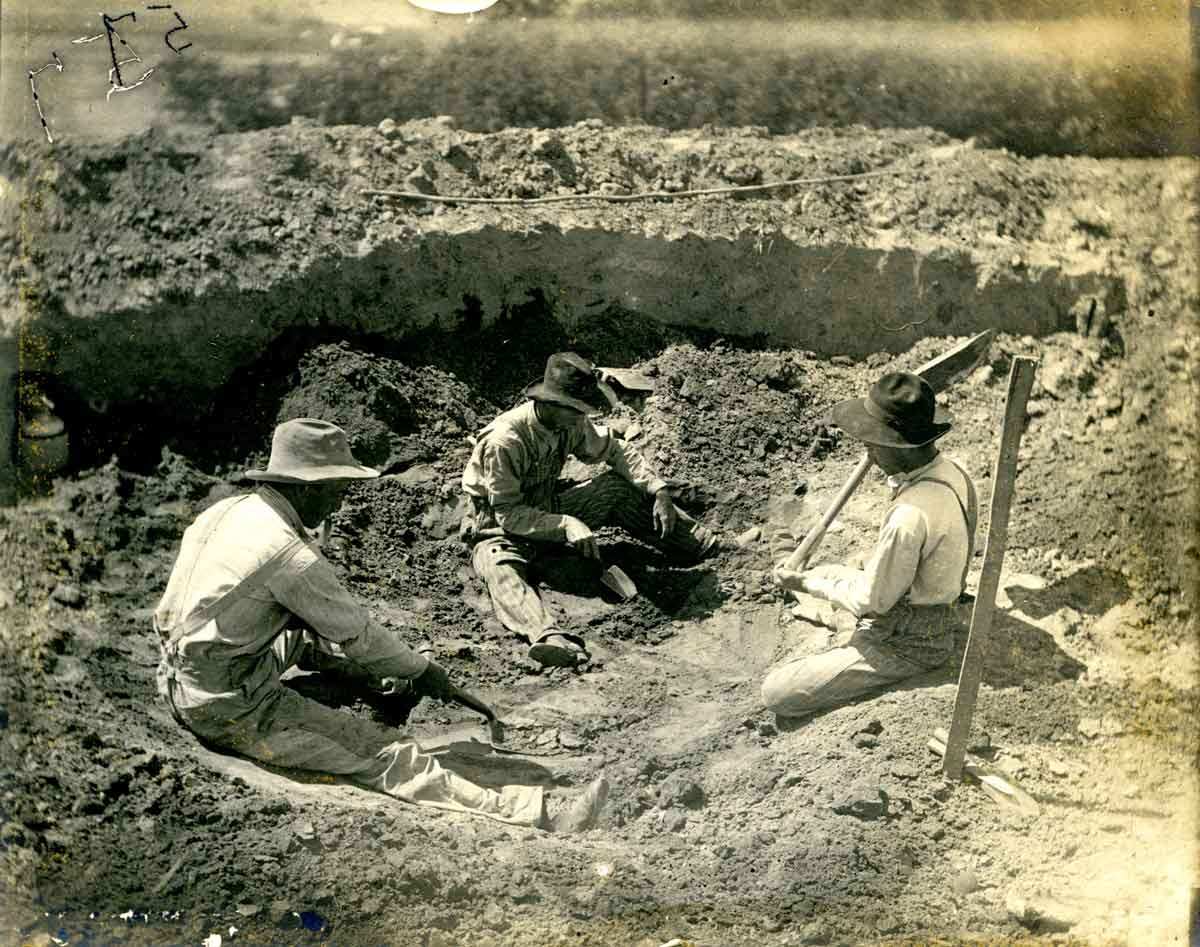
470 473 716 642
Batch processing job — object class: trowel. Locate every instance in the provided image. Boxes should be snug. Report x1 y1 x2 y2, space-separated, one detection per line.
597 367 656 412
446 684 506 746
599 564 638 601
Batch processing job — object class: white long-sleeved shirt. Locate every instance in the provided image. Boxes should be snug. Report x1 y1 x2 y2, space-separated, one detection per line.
803 454 977 619
461 401 667 542
155 486 428 712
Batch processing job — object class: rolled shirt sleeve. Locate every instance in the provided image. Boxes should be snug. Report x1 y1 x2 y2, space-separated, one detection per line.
269 554 429 680
570 420 668 496
803 505 927 618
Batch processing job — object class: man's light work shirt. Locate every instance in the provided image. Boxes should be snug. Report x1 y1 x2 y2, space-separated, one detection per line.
803 454 976 618
155 486 427 712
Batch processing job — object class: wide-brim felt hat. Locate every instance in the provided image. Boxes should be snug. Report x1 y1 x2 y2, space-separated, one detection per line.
828 371 953 448
244 418 380 483
524 352 609 416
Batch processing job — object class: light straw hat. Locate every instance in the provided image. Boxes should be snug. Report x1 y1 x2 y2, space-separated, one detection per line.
243 418 380 483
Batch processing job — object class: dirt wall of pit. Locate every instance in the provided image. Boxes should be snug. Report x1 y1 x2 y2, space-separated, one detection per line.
15 228 1121 405
1 120 1191 492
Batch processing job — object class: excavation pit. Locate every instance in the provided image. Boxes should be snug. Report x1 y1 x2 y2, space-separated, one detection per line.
0 120 1196 947
4 227 1123 484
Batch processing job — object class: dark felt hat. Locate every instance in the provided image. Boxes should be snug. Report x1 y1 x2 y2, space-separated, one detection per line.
524 352 609 416
828 371 953 448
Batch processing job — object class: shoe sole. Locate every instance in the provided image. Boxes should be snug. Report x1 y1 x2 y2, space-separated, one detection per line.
528 641 587 668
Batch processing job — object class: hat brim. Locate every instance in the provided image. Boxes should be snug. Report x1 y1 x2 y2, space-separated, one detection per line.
243 464 380 483
827 397 952 448
524 381 606 416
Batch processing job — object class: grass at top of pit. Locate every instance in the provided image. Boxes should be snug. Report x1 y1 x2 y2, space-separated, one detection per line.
156 15 1195 159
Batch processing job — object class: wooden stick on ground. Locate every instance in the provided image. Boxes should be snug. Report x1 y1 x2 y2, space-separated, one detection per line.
781 330 995 574
928 728 1039 815
942 356 1038 781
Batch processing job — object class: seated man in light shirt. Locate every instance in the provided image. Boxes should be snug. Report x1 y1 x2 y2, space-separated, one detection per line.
764 372 978 718
461 352 723 669
155 417 606 831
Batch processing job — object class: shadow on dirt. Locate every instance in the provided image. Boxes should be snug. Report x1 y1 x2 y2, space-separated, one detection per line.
1005 565 1130 619
773 568 1118 729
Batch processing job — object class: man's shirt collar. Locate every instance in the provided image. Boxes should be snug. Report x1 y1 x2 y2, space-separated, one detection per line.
887 454 943 495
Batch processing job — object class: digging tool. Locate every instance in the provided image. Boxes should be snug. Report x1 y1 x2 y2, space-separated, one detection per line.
596 366 656 411
942 356 1037 781
446 684 508 746
427 686 571 759
600 564 638 600
780 330 995 574
416 642 508 745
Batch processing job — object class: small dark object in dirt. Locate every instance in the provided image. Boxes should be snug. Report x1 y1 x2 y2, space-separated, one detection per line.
853 733 879 749
299 910 328 933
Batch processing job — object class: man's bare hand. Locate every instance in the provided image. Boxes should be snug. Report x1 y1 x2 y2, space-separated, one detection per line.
772 565 810 592
563 516 601 561
652 490 678 539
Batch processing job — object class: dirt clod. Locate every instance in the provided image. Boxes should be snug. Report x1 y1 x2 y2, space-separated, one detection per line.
831 785 888 820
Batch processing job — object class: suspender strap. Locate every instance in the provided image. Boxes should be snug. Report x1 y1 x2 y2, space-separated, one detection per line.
908 460 978 593
158 536 308 650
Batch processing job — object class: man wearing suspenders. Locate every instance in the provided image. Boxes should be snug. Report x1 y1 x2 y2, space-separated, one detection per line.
763 372 979 718
154 418 605 830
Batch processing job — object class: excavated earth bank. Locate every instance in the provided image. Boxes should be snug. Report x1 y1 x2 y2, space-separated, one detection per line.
0 120 1198 946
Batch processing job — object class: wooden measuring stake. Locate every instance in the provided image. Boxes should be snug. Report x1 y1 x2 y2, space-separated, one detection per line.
942 356 1038 781
782 330 995 574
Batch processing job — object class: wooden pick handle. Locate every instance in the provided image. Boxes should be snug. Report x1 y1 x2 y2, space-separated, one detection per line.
779 329 996 577
782 454 873 572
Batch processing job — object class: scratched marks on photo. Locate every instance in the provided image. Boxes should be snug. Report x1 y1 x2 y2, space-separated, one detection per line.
28 5 194 143
148 5 195 54
73 13 156 100
27 53 65 144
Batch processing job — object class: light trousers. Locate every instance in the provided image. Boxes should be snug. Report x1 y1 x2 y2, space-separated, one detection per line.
163 628 544 827
761 598 960 717
471 472 715 641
